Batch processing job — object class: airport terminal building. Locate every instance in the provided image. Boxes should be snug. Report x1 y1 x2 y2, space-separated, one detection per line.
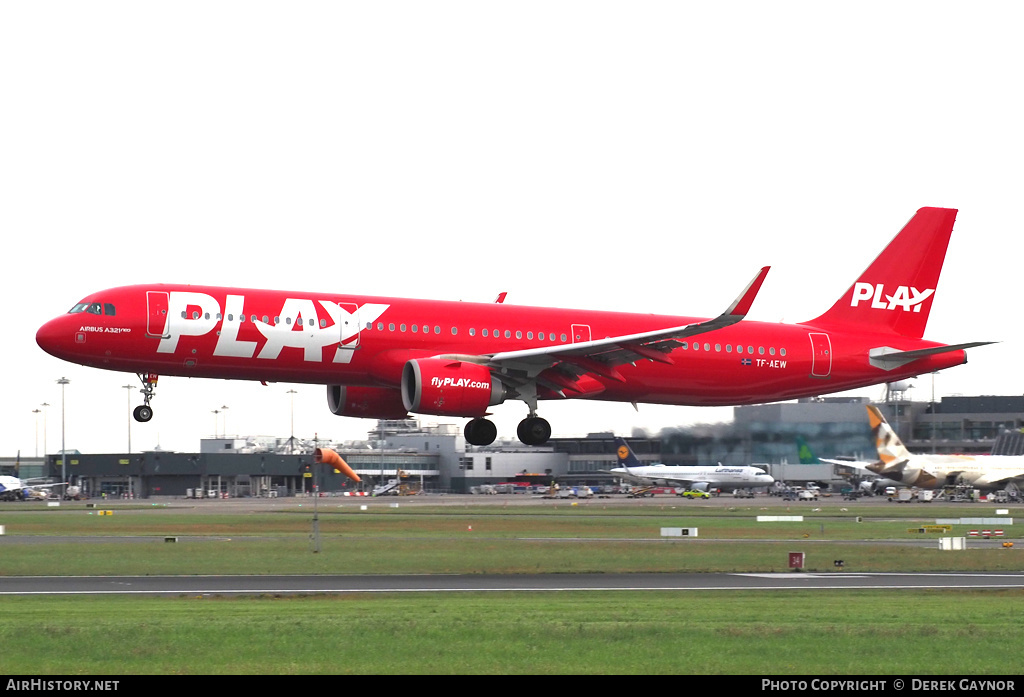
19 395 1024 499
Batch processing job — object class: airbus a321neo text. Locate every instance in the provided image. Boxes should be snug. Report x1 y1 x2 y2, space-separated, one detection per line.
36 207 990 447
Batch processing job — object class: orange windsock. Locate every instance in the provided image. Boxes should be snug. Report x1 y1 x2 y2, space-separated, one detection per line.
314 447 361 483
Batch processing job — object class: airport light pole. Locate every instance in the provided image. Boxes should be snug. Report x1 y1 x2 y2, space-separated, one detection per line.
40 403 49 459
32 409 41 458
56 377 69 484
123 385 134 455
220 405 229 438
287 389 297 453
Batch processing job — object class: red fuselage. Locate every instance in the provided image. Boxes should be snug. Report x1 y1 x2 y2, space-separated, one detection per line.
36 283 965 407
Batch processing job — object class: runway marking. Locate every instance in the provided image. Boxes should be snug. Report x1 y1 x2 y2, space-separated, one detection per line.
738 573 872 579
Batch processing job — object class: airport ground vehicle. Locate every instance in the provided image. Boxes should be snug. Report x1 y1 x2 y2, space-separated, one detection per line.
678 489 710 499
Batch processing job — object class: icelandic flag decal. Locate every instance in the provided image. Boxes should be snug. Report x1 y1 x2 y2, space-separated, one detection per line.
740 358 752 366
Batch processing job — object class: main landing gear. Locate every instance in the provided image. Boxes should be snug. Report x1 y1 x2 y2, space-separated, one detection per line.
463 414 552 447
464 418 497 446
131 373 159 423
517 416 551 446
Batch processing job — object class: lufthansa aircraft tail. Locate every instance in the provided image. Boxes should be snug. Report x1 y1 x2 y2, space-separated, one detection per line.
614 437 645 469
807 207 956 339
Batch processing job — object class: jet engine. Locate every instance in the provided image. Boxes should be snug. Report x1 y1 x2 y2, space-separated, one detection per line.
327 385 409 419
401 358 505 416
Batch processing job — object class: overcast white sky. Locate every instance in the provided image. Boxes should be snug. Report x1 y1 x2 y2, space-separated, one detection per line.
3 2 1022 458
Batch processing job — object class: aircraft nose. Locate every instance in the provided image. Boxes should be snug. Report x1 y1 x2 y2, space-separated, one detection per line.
36 316 72 359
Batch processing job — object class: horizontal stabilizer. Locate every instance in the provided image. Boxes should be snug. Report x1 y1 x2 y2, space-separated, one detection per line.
869 342 995 370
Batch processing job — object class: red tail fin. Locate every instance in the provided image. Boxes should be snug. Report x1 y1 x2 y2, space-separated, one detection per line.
806 207 957 339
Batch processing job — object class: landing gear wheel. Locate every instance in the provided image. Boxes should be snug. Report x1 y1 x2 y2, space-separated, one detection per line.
464 418 497 446
517 416 551 446
133 405 153 423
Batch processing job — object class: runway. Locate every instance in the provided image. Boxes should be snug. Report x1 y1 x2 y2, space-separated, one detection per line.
1 571 1023 596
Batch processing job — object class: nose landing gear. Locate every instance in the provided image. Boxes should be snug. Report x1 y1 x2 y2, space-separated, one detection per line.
132 373 159 423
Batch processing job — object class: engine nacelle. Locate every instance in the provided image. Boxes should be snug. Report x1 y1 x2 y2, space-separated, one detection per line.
327 385 409 419
401 358 505 417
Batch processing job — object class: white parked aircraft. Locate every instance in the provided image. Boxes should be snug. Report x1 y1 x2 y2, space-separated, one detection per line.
865 406 1024 489
0 476 67 501
610 438 774 491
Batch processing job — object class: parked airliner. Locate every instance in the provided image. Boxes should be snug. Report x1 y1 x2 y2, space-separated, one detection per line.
36 207 990 446
609 437 774 491
0 476 66 501
865 406 1024 489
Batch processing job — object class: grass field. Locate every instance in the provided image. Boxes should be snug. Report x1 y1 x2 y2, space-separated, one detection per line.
1 591 1022 675
1 498 1022 674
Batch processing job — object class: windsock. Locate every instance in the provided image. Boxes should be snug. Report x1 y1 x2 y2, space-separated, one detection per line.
314 448 361 483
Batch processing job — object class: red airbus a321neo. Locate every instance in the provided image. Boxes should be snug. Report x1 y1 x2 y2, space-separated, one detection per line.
36 207 990 446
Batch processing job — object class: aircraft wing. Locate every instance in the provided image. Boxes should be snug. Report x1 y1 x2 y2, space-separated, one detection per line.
819 458 883 475
21 481 67 491
483 267 769 395
973 469 1024 488
604 469 697 488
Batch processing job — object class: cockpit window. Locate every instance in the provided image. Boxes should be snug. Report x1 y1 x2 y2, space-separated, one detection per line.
69 302 104 315
104 303 115 316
